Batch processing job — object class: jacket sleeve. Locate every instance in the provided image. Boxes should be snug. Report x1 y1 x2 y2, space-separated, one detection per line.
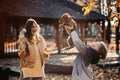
40 35 50 59
71 31 86 55
17 34 27 57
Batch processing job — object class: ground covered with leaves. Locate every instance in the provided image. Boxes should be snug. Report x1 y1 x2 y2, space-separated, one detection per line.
7 56 120 80
9 66 120 80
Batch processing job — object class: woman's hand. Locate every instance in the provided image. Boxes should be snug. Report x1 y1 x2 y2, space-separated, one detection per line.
43 49 52 59
44 50 52 55
44 48 52 55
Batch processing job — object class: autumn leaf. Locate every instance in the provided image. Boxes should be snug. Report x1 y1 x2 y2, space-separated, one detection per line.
82 1 96 15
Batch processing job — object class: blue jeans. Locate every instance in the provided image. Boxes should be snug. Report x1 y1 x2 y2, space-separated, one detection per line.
23 77 43 80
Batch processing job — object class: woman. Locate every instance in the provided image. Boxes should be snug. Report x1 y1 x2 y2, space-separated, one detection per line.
17 18 50 80
64 24 108 80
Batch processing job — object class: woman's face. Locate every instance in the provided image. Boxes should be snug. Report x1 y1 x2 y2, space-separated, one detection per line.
31 23 38 36
87 42 101 52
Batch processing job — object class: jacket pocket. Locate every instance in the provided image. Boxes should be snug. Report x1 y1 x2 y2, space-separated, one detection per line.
21 57 35 68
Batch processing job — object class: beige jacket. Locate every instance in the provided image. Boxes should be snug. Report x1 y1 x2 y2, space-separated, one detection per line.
17 34 49 68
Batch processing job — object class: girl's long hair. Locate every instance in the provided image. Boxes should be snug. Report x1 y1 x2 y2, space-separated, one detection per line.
24 18 40 40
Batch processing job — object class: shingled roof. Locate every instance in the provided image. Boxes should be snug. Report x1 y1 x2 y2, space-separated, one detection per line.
0 0 107 20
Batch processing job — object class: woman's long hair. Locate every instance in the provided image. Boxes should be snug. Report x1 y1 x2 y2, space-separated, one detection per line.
24 18 40 40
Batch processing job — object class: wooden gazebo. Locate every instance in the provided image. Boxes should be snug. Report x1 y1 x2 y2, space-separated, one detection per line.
0 0 107 55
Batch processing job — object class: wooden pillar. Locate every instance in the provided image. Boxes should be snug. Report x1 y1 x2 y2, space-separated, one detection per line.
116 25 119 52
116 7 120 52
0 14 6 54
80 22 86 42
106 19 111 44
101 21 106 42
55 24 61 54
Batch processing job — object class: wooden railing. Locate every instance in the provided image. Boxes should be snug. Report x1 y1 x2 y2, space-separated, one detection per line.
4 41 17 54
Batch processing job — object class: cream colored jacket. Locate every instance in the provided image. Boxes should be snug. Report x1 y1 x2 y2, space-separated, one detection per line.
17 34 49 68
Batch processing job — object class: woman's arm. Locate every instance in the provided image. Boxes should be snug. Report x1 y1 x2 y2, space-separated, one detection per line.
71 31 86 55
40 35 51 59
17 34 27 57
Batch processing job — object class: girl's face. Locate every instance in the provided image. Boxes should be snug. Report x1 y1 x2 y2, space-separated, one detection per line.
31 23 38 36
